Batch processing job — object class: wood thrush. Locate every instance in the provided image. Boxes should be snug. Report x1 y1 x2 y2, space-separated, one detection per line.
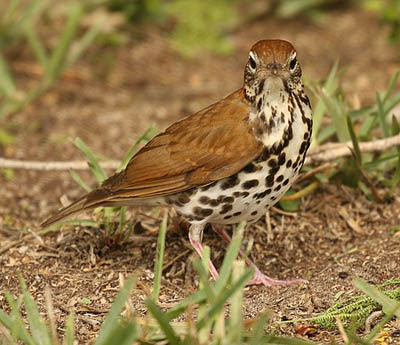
42 39 312 287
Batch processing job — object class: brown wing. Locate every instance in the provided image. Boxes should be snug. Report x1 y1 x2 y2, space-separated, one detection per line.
97 89 262 200
41 89 263 227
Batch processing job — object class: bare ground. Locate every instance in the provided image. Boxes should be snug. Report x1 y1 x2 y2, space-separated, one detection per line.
1 6 400 344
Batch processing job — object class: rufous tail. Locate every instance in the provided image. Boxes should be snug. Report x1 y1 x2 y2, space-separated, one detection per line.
41 188 114 228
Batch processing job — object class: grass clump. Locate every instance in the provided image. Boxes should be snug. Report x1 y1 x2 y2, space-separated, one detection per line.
0 223 314 345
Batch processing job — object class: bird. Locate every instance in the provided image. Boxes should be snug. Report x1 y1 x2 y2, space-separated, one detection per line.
42 39 312 287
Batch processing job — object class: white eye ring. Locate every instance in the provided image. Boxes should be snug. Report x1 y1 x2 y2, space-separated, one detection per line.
249 52 257 70
289 51 297 71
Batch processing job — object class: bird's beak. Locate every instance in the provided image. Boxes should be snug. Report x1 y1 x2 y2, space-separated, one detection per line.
270 64 280 76
260 63 283 79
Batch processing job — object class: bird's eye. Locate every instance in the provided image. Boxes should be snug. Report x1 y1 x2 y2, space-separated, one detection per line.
249 55 256 70
289 57 297 71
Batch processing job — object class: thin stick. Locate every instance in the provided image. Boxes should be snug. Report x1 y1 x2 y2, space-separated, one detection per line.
1 134 400 170
305 133 400 164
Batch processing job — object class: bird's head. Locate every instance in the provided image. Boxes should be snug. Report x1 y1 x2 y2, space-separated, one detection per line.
243 39 302 104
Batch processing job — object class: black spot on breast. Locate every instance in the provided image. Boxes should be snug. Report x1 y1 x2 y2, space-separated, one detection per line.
257 99 262 111
242 179 259 189
278 152 286 165
276 175 284 182
259 147 271 161
287 125 293 140
269 166 280 176
283 178 289 186
243 163 257 173
251 210 258 216
274 185 281 192
304 132 309 140
193 207 213 217
254 188 272 200
233 191 241 197
209 199 220 207
220 204 233 215
268 159 278 168
233 211 242 217
265 174 275 187
286 159 292 168
224 215 233 220
223 196 234 203
299 141 308 155
241 192 250 198
220 175 240 190
199 196 210 205
178 194 191 204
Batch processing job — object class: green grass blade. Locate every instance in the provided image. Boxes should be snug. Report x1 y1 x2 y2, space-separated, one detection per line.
3 292 35 345
94 278 136 345
118 126 158 172
74 137 108 184
95 321 139 345
69 170 92 192
196 269 252 331
0 52 17 97
25 25 49 69
363 153 400 169
376 92 389 138
383 71 399 103
65 24 100 68
19 276 52 345
228 260 245 344
346 116 362 164
4 0 20 26
249 314 269 345
215 222 245 292
63 312 75 345
164 290 207 321
353 278 400 318
8 0 47 40
192 256 217 301
310 59 339 144
145 299 181 345
47 2 83 82
152 213 168 302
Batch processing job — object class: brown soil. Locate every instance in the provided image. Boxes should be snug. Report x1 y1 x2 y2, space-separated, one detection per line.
1 6 400 344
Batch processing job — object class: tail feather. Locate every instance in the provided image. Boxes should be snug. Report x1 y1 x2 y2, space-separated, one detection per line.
41 188 114 228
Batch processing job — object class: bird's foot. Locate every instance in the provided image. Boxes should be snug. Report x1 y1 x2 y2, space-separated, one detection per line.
247 267 307 287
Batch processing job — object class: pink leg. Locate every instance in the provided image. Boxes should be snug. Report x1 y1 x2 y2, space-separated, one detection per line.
188 231 220 280
211 225 307 287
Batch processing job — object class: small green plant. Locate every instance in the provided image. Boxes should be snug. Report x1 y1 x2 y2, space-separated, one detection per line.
0 0 100 120
106 0 166 23
364 0 400 42
287 278 400 329
45 125 158 243
272 0 350 19
283 68 400 205
167 0 237 57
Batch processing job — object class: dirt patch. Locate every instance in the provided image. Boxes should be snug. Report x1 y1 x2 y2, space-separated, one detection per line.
1 6 400 344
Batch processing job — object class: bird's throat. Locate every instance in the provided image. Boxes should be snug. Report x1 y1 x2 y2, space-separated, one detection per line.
249 84 292 148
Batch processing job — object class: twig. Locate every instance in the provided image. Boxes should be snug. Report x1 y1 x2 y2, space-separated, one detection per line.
0 158 119 170
1 134 400 170
305 134 400 165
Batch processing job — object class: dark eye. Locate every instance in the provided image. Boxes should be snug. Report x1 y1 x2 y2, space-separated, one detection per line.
289 57 297 70
249 56 256 70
